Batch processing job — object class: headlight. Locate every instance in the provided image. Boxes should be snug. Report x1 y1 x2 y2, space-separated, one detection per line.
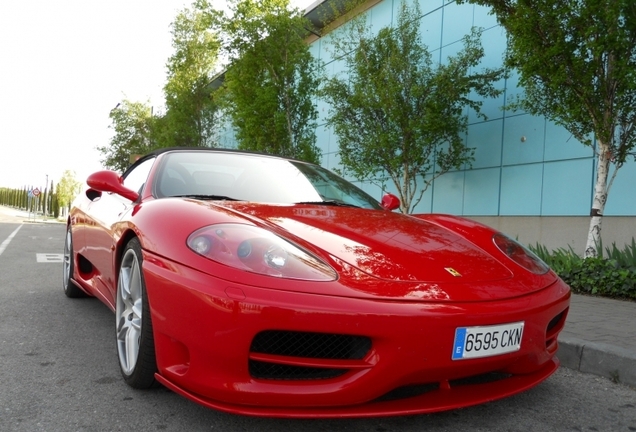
187 224 337 281
493 233 549 275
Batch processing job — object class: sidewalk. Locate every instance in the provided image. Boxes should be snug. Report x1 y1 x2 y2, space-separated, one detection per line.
0 205 63 224
558 294 636 387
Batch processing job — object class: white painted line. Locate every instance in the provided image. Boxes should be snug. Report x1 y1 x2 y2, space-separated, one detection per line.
0 224 23 256
36 253 64 263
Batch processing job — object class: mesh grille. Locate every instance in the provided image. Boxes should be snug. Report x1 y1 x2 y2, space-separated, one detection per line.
248 331 371 381
250 331 371 360
249 361 348 380
547 311 566 333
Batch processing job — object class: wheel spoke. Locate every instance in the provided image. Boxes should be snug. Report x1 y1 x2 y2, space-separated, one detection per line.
131 315 141 331
117 317 130 371
117 317 128 341
119 267 132 300
125 324 140 369
132 298 142 322
117 316 129 342
129 258 141 300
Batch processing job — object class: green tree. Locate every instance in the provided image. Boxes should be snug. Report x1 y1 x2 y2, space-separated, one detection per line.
41 185 47 216
57 170 82 211
52 188 60 219
458 0 636 257
158 0 221 148
219 0 321 163
98 100 155 173
320 1 503 213
47 179 54 217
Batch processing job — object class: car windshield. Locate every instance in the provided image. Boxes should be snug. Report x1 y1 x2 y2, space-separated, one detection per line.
154 151 383 210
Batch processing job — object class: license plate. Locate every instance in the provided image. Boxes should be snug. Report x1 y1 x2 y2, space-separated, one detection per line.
452 322 524 360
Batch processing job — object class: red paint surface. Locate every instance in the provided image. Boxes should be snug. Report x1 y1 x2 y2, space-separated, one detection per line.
68 149 570 417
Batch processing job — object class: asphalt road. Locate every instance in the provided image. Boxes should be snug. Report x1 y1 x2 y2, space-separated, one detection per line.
0 222 635 432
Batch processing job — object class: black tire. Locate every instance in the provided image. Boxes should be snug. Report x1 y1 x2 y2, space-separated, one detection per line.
63 226 86 298
115 238 157 388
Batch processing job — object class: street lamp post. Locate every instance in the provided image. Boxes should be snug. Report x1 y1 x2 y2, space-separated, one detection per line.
44 174 48 217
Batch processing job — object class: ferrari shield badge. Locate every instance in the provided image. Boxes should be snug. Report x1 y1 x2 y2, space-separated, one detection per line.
444 267 462 277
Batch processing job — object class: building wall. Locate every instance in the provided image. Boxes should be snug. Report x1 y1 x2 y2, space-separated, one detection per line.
470 216 635 254
215 0 636 250
308 0 636 249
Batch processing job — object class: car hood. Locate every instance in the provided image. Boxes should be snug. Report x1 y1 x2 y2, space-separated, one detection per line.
218 202 514 286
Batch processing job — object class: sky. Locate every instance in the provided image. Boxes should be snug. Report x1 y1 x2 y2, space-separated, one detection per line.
0 0 312 190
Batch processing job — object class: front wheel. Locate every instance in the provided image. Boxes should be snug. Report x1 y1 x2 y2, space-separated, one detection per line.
115 238 157 388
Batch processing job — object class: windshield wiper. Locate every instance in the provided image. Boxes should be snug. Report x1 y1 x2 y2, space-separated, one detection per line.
172 194 239 201
294 200 360 208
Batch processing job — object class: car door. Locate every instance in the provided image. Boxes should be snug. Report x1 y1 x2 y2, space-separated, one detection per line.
84 158 155 306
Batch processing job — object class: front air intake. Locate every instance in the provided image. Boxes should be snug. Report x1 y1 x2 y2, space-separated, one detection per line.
250 330 371 360
248 331 372 381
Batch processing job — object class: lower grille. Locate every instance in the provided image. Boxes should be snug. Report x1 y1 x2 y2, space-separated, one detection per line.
249 331 372 381
249 361 348 380
450 371 512 387
374 383 439 402
546 308 568 347
250 331 371 360
547 309 567 334
374 371 512 403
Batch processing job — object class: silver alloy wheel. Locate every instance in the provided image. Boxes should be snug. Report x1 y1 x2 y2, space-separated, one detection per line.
63 229 72 287
116 248 144 375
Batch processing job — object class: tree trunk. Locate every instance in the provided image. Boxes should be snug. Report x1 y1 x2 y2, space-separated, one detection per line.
584 142 611 258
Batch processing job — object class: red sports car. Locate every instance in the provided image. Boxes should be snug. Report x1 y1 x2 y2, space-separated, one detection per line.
64 147 570 418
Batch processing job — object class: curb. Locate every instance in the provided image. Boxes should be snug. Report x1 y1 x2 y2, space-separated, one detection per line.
21 219 65 224
558 336 636 388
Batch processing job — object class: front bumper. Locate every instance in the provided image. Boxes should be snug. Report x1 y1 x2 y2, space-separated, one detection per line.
143 251 571 418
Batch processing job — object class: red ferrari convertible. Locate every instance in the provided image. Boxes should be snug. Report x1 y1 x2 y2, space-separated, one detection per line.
64 147 570 418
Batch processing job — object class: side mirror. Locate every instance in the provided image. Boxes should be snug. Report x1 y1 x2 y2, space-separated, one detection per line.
86 170 139 202
380 193 400 211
